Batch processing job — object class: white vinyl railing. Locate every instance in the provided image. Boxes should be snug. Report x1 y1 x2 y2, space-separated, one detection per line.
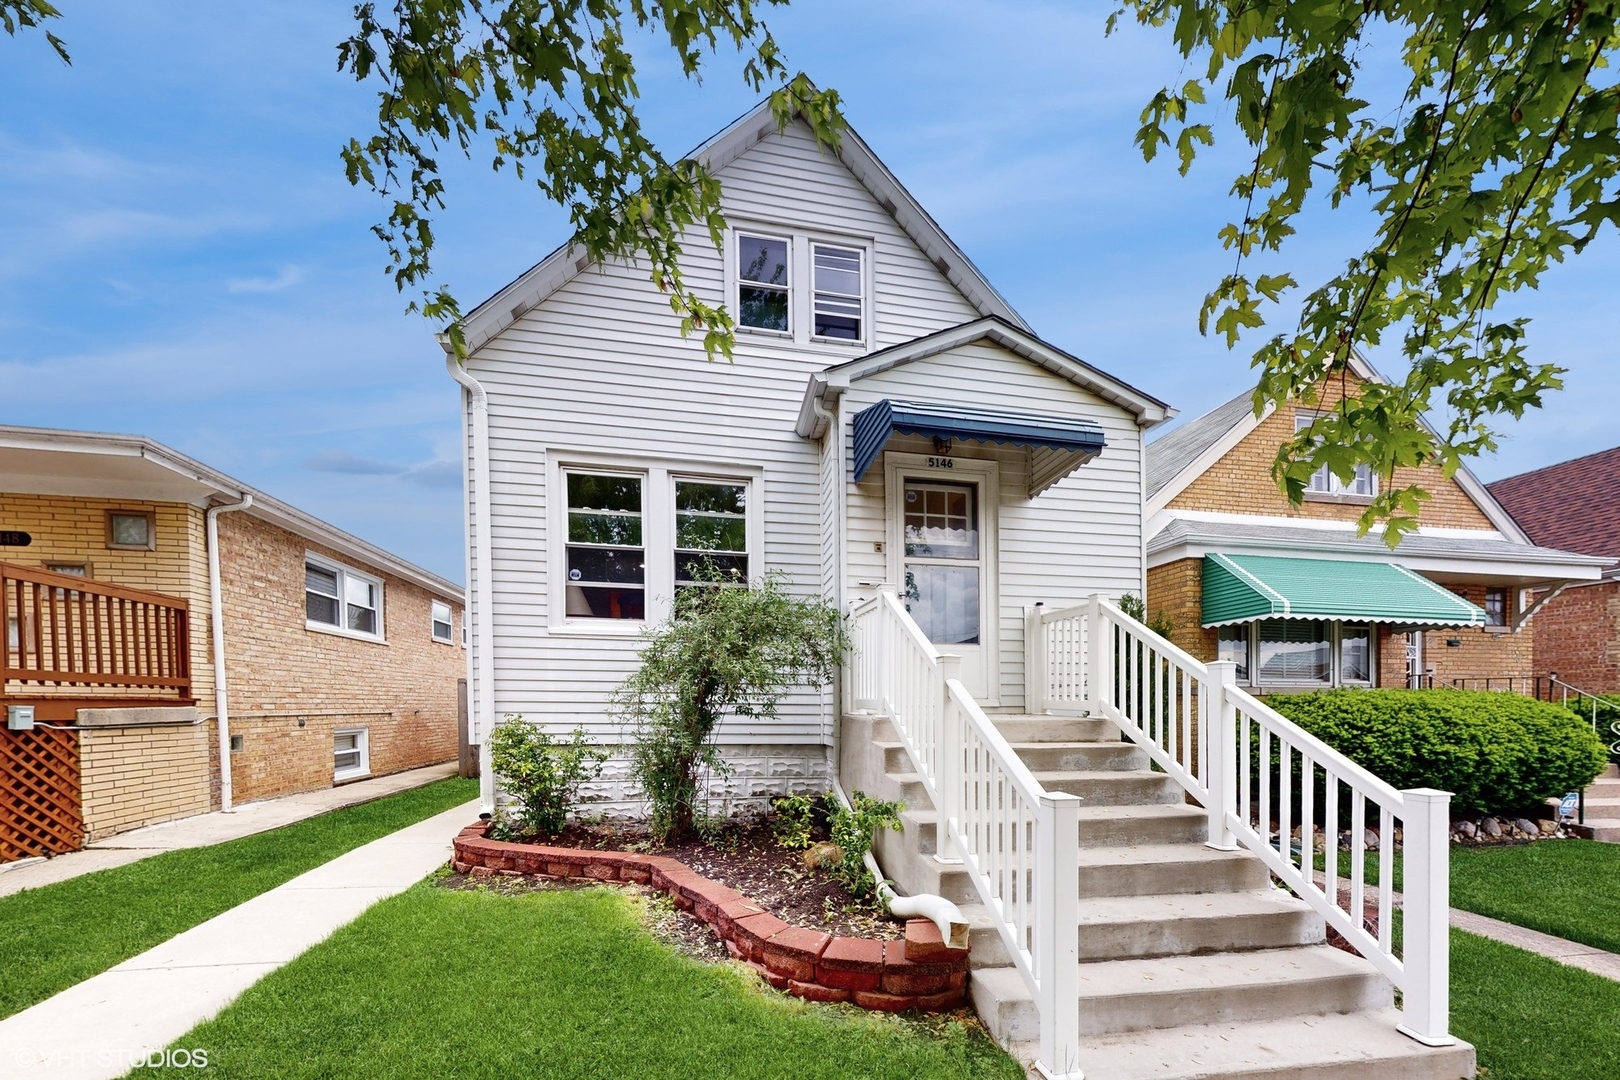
1025 595 1455 1048
853 590 1455 1070
851 589 1083 1079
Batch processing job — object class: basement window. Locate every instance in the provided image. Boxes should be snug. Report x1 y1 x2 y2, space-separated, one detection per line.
334 728 369 782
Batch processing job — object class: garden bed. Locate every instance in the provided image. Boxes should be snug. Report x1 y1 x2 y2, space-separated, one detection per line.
453 822 971 1014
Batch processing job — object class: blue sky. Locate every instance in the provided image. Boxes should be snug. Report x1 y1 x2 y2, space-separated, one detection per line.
4 2 1616 584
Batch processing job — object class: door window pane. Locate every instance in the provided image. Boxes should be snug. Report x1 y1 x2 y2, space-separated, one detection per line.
565 471 644 619
1484 587 1508 627
904 483 978 558
903 565 980 645
1217 625 1250 682
1256 619 1331 682
1339 623 1371 683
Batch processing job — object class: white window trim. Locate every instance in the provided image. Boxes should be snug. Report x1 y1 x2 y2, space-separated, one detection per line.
1226 619 1377 689
305 552 387 644
548 452 764 636
1295 411 1376 498
333 727 370 782
731 229 793 339
431 599 455 644
724 224 874 350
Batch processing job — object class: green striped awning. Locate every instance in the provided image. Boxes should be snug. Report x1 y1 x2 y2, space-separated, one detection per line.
1201 553 1486 629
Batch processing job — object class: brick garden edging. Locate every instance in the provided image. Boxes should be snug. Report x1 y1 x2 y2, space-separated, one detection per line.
453 823 970 1012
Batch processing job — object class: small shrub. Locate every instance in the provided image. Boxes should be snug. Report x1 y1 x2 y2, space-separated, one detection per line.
612 567 848 843
488 718 608 838
772 793 817 850
827 791 904 898
1119 592 1175 639
1265 689 1607 815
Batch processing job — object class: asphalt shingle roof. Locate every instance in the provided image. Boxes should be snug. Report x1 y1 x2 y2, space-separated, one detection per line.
1487 445 1620 559
1144 390 1261 499
1147 517 1609 568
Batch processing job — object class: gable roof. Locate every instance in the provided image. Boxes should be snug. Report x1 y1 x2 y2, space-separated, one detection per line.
1146 389 1270 501
1145 353 1532 542
0 425 463 601
1489 445 1620 558
450 98 1029 358
794 316 1173 438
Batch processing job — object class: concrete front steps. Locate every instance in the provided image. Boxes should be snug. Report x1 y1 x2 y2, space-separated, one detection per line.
840 711 1477 1079
1571 763 1620 843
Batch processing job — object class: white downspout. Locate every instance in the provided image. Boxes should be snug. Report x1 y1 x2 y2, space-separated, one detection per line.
207 493 252 812
812 390 845 798
445 348 498 816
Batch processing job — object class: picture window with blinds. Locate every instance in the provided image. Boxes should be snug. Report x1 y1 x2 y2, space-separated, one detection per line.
1219 619 1373 687
675 479 749 591
565 471 645 620
305 556 384 640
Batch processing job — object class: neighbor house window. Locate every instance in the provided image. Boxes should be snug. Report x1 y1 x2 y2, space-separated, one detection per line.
1484 587 1508 628
333 728 369 781
1217 625 1250 682
45 563 88 577
431 600 454 643
1295 414 1374 497
305 556 384 639
565 471 645 620
812 243 863 341
736 233 790 332
106 510 155 550
1221 620 1373 687
674 479 749 590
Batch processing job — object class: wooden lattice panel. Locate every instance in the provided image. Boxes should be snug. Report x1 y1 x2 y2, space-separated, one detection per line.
0 725 83 861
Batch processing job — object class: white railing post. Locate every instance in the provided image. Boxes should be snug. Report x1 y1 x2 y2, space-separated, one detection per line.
1397 787 1455 1047
1084 593 1105 716
1035 790 1083 1080
937 655 964 863
878 585 899 715
1025 604 1048 713
1203 661 1239 851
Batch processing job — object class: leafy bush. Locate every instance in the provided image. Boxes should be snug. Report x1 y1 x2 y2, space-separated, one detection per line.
827 792 904 898
489 719 608 838
771 793 817 851
1119 592 1175 639
1555 693 1620 765
1265 689 1607 815
612 567 848 843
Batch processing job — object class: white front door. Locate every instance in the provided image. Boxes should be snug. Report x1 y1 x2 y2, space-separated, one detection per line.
889 464 996 700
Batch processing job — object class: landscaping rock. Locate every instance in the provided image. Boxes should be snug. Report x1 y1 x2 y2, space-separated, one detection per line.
1363 829 1380 850
1480 817 1502 838
1513 818 1540 837
802 841 843 870
1454 820 1477 839
1538 820 1559 836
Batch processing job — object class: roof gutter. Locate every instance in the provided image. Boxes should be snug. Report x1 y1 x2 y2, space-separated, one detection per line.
444 349 498 816
207 493 252 812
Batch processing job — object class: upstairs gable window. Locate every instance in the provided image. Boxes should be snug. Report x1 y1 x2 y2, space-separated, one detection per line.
812 244 863 341
736 234 790 333
1295 413 1375 497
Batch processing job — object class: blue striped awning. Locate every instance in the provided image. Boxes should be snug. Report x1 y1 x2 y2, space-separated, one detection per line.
851 399 1106 490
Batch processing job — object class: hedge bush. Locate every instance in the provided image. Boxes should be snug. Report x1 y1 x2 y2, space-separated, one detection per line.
1265 689 1607 815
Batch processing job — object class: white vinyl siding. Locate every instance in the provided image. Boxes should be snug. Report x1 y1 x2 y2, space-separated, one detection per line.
462 119 984 747
842 340 1145 707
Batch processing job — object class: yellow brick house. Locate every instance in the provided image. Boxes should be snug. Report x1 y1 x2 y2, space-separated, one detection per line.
1 426 465 860
1144 357 1606 693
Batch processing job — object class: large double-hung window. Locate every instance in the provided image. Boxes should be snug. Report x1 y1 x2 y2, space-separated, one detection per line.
560 465 755 625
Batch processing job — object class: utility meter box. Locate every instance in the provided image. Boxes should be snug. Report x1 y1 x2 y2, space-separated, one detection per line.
7 705 35 731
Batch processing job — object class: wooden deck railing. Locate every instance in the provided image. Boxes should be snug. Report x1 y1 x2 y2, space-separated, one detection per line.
2 562 192 698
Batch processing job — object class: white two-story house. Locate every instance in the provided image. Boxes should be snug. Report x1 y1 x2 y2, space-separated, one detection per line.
446 100 1170 809
444 98 1481 1078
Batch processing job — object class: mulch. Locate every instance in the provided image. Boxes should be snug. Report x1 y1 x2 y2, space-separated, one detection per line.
494 818 906 940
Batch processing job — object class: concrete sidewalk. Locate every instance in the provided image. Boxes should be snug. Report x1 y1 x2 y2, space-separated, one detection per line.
1450 907 1620 982
0 799 477 1080
0 762 460 898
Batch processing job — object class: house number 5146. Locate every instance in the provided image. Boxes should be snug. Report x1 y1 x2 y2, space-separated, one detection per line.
927 457 954 469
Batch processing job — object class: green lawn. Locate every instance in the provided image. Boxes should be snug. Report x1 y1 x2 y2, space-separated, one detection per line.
133 881 1021 1080
0 776 476 1019
1453 929 1620 1080
1450 840 1620 954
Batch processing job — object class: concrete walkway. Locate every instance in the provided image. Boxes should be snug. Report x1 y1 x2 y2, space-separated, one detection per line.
0 762 460 898
1450 907 1620 982
0 799 477 1080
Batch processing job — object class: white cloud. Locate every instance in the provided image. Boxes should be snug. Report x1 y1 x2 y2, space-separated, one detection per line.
228 266 304 293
